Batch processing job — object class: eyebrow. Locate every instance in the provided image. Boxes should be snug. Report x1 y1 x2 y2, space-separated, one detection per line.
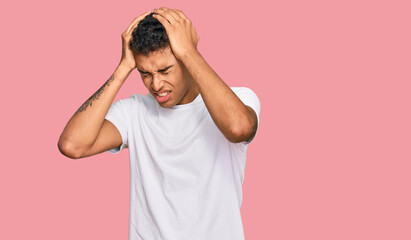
137 65 174 74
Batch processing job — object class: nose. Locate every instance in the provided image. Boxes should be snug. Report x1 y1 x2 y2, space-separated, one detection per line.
152 72 165 91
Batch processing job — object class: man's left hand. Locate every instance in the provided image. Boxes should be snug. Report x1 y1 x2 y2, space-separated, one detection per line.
152 7 199 60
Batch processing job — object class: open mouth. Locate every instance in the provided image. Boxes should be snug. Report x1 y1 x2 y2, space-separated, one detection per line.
157 91 170 97
154 91 171 103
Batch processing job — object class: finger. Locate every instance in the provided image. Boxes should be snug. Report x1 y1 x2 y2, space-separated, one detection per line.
126 10 151 33
155 6 175 16
152 12 171 27
153 8 179 24
191 25 198 37
191 25 199 45
125 10 152 34
173 9 189 22
164 9 182 22
152 8 173 23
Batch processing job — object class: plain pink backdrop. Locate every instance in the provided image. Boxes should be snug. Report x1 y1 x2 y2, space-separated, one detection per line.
1 0 410 239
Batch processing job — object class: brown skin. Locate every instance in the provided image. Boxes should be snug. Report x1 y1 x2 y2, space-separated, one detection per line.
152 7 258 143
134 46 200 108
58 7 257 159
58 10 152 159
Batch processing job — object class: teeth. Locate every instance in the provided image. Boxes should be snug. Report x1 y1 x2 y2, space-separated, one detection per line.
157 92 169 97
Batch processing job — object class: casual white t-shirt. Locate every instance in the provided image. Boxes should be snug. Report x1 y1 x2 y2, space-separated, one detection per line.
105 87 260 240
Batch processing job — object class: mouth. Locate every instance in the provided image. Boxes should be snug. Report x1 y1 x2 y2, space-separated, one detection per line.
154 91 171 103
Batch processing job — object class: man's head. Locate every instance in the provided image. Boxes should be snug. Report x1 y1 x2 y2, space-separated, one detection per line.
130 13 170 56
130 13 199 108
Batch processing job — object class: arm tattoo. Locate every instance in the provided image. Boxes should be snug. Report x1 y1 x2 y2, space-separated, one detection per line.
75 74 115 114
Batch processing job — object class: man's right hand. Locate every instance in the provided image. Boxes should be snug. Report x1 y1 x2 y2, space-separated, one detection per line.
119 10 152 71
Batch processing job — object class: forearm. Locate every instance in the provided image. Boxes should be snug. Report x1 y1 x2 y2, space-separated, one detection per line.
180 50 256 142
58 64 131 152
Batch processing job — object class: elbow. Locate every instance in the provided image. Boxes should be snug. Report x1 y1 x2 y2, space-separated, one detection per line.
225 106 258 143
57 138 83 159
225 121 256 143
225 107 258 143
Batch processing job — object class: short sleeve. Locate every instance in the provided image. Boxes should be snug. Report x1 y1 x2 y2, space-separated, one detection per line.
231 87 261 145
105 98 129 153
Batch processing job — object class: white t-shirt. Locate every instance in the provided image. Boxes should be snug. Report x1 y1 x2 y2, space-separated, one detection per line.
105 87 260 240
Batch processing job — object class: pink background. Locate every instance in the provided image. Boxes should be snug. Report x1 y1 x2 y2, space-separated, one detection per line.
1 0 410 239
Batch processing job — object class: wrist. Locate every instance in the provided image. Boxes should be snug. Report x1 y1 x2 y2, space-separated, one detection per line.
115 62 134 76
116 61 134 74
179 48 202 66
115 63 134 82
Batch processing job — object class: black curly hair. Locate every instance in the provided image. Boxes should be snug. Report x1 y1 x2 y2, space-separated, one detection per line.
130 13 170 56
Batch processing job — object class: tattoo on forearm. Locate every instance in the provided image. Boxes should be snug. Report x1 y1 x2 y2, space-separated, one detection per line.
75 74 115 114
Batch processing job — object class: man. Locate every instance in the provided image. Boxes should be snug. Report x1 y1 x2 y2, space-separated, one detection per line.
58 7 260 240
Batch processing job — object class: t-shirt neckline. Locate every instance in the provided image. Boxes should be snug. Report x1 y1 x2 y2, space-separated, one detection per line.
151 92 203 110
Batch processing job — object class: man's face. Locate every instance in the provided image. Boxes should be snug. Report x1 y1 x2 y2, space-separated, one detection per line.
134 46 198 108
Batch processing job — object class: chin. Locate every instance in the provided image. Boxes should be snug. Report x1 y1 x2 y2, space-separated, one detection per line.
158 101 175 108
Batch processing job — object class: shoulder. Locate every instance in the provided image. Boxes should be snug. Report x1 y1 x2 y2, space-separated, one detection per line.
230 86 261 120
230 87 260 103
230 87 258 97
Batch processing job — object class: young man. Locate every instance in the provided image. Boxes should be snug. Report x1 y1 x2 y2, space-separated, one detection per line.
58 7 260 240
